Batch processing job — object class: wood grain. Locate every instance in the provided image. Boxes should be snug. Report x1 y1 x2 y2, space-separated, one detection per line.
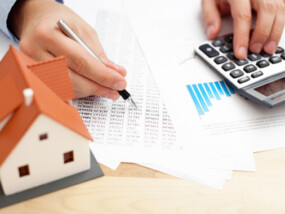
1 148 285 214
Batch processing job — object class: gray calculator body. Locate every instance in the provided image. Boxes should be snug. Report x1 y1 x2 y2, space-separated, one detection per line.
195 35 285 107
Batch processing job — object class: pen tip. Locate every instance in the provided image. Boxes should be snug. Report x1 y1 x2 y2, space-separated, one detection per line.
130 98 138 109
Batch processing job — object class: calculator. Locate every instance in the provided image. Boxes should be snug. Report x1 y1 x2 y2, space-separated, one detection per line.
194 34 285 107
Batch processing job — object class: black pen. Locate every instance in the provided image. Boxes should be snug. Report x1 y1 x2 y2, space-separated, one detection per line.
57 19 137 109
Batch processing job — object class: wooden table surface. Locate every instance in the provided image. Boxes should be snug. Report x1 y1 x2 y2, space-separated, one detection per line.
1 148 285 214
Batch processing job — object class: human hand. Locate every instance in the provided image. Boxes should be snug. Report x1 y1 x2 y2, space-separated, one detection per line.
8 0 127 99
202 0 285 59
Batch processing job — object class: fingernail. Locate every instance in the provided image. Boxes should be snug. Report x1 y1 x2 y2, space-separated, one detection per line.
265 41 277 53
251 43 262 53
113 80 126 90
106 92 119 100
238 47 247 59
207 25 214 38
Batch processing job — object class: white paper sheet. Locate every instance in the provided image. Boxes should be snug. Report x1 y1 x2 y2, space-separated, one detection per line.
71 9 185 163
65 0 239 188
64 0 258 188
178 57 285 153
0 0 257 189
123 0 285 155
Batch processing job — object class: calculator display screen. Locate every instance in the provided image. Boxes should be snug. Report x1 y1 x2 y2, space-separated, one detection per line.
255 77 285 96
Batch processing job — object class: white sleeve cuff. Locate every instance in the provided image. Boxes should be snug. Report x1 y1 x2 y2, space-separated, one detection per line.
0 0 18 41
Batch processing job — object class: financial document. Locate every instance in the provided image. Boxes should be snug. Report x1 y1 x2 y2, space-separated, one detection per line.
72 10 184 164
65 0 256 188
123 0 285 154
0 0 257 189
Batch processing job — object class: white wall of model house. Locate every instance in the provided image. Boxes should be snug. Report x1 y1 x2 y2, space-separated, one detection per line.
0 114 90 195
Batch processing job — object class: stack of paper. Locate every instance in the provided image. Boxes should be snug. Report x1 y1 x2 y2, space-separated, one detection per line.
65 0 285 189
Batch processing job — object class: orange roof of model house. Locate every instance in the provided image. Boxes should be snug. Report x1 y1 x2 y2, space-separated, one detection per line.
0 46 92 167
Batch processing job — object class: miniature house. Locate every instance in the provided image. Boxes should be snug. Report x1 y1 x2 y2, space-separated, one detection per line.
0 46 93 196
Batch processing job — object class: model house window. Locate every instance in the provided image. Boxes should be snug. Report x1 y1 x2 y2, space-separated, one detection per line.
39 133 48 141
64 151 74 164
18 165 30 177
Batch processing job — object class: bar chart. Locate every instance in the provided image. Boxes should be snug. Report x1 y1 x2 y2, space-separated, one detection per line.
187 81 235 115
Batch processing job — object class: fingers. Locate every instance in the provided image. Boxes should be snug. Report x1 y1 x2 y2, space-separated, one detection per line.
19 18 127 99
68 69 120 99
20 37 121 100
48 30 127 92
202 0 285 58
250 1 277 53
92 50 127 77
201 0 222 39
263 4 285 54
104 59 127 77
228 0 252 59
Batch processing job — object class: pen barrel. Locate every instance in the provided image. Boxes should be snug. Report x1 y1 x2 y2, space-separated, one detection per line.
118 90 130 100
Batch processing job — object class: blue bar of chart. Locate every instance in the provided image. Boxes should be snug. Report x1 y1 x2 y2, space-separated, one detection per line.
187 81 235 115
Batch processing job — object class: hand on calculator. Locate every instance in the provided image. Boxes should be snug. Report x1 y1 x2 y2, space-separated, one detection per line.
201 0 285 60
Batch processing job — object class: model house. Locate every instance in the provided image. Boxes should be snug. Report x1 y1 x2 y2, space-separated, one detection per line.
0 46 93 196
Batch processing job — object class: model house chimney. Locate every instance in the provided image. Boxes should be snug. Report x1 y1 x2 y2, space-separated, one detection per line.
23 88 34 106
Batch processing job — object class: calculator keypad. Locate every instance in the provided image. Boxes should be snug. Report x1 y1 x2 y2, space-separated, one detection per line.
257 60 270 68
248 53 261 61
234 59 249 66
244 64 257 73
212 39 224 47
276 47 284 54
224 35 233 44
222 62 235 71
196 33 285 87
220 45 233 53
199 44 219 58
230 69 244 78
269 56 282 64
238 76 250 84
251 71 263 78
260 51 273 58
214 56 227 64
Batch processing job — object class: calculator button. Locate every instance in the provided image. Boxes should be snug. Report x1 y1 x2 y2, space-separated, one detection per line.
257 60 270 68
199 44 219 58
220 45 233 53
222 62 236 71
244 64 257 73
238 76 250 84
282 53 285 60
251 71 263 78
269 56 282 64
248 53 261 61
212 39 224 47
230 69 244 78
227 52 236 60
260 51 272 57
276 47 284 54
214 56 228 64
225 35 233 44
235 59 249 66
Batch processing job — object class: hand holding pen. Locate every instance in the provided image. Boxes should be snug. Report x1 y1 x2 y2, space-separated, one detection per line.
57 20 137 108
8 0 132 102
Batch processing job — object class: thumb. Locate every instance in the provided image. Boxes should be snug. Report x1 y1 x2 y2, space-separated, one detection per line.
201 0 222 39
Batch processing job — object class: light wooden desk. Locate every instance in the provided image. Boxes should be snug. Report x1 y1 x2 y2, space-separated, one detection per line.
1 148 285 214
